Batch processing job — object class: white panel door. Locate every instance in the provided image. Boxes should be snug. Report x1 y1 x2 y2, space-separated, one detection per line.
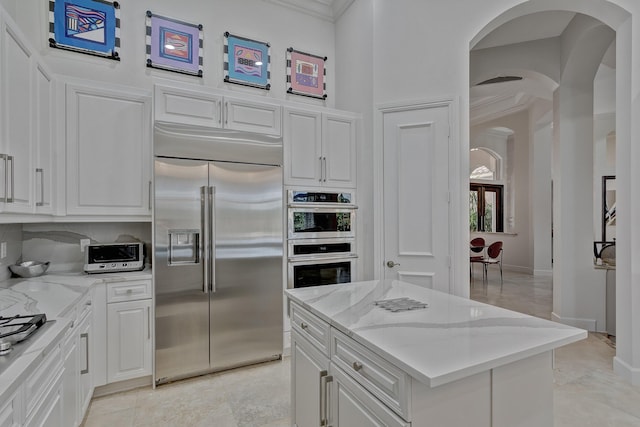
107 299 152 383
1 18 33 212
382 104 450 291
284 107 322 186
323 113 357 188
66 83 151 216
34 62 54 213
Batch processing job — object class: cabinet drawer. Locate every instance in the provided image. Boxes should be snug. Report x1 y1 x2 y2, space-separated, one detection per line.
331 328 410 420
290 302 330 357
24 344 63 418
0 389 21 427
107 280 152 303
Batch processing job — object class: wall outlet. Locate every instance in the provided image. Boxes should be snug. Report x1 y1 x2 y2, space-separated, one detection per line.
0 242 6 259
80 239 91 252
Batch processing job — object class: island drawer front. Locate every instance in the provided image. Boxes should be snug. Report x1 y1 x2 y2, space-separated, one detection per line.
290 302 331 357
107 280 152 303
331 328 410 420
24 344 63 418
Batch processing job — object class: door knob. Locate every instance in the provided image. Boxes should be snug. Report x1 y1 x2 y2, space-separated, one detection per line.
386 261 400 268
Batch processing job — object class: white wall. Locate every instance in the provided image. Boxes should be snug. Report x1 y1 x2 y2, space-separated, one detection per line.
8 0 337 107
354 0 639 385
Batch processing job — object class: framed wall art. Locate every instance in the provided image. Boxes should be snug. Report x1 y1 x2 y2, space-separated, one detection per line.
286 48 327 99
145 11 203 77
224 32 270 90
48 0 120 60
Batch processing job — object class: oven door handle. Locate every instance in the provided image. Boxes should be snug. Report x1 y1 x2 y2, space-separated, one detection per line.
287 202 358 209
288 254 358 263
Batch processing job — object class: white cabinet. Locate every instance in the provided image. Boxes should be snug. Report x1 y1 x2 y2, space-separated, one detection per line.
154 84 282 135
284 107 357 188
65 82 152 216
33 61 55 214
291 331 330 427
106 280 152 383
0 389 21 427
61 323 78 427
78 313 93 417
291 302 403 427
0 14 34 213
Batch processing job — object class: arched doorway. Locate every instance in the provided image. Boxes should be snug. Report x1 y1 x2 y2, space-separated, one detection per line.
468 0 637 386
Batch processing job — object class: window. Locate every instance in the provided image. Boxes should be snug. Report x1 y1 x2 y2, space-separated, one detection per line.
470 183 504 232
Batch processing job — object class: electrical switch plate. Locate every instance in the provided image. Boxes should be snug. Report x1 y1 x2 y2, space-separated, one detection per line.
0 242 6 259
80 239 90 252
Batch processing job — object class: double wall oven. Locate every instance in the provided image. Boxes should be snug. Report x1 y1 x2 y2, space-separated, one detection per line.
287 190 357 288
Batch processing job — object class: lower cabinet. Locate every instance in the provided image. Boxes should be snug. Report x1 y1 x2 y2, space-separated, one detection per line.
106 299 152 383
291 301 409 427
105 279 153 384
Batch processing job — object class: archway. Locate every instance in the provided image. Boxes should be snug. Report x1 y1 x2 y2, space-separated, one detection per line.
468 0 636 386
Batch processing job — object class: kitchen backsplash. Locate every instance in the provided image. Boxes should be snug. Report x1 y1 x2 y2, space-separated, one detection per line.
22 223 152 273
0 224 23 281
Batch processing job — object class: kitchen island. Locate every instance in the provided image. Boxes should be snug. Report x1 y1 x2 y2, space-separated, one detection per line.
286 279 587 427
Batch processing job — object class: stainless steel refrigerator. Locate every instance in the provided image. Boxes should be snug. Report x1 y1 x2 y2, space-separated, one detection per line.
153 122 283 385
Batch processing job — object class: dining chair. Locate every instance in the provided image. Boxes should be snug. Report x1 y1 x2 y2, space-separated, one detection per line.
481 241 503 291
469 237 485 283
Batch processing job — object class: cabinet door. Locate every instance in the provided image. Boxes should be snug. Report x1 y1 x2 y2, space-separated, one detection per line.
26 374 65 427
284 107 322 186
66 83 151 216
223 96 281 136
0 17 33 212
78 315 93 417
107 299 152 383
291 331 330 427
62 327 78 427
34 61 54 214
154 84 223 128
322 114 357 188
330 364 409 427
0 389 21 427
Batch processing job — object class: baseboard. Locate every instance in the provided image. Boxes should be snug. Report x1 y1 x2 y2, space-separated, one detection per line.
551 312 596 331
533 269 553 277
93 376 152 397
613 356 640 386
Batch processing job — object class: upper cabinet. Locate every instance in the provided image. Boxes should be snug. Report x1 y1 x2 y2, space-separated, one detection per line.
154 84 282 136
284 107 358 188
0 15 34 213
65 82 152 216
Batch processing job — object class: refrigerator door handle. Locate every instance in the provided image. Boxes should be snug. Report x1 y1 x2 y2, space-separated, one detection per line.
201 186 210 294
210 186 216 293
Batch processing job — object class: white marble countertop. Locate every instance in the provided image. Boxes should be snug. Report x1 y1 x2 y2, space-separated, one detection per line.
285 279 587 387
0 268 152 404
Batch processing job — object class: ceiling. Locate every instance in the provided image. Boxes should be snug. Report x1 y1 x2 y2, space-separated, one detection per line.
470 11 617 126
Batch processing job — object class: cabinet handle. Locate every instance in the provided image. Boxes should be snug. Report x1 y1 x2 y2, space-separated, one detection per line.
85 300 92 306
147 306 151 339
6 155 13 203
148 181 152 211
80 332 89 374
352 361 363 372
322 157 327 182
36 168 44 206
218 100 222 124
318 157 323 182
320 370 333 427
300 322 308 330
1 154 8 203
224 102 229 125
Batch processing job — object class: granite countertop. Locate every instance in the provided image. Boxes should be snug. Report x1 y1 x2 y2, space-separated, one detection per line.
0 268 152 404
285 279 587 388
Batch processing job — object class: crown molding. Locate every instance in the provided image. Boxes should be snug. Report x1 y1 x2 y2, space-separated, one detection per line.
264 0 355 22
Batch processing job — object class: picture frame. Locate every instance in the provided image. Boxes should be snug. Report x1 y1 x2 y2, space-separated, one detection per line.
145 11 203 77
224 32 270 90
286 47 327 99
48 0 120 60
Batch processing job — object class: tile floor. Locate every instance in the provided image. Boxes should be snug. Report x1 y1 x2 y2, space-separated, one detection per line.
82 271 640 426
